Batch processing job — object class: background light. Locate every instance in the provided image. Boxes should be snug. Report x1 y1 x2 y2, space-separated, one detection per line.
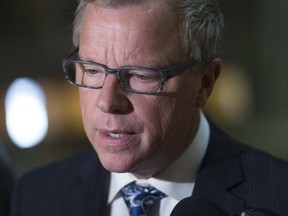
5 78 48 148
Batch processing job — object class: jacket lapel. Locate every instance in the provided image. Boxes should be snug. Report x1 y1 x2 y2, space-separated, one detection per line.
193 156 246 215
192 120 250 215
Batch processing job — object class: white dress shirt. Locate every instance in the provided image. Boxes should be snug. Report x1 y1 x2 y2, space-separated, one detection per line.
108 111 210 216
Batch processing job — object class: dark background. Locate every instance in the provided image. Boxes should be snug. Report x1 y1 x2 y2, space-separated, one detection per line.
0 0 287 179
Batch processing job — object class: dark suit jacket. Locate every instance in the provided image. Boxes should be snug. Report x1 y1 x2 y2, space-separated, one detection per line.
10 123 288 216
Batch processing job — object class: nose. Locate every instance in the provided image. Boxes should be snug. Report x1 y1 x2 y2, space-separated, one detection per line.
96 74 130 114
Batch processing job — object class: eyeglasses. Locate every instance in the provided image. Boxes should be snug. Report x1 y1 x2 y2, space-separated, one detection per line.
62 49 198 95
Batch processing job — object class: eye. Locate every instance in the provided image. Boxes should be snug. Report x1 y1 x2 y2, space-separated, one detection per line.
81 64 104 77
84 68 99 76
128 70 160 82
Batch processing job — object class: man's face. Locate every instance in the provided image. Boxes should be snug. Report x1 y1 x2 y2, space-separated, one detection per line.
78 1 219 178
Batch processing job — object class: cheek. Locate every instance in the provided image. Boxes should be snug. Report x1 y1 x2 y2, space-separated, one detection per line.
79 90 96 130
156 77 200 134
135 77 199 139
79 90 88 116
135 96 175 142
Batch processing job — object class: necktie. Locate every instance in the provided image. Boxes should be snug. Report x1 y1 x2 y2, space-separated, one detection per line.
121 182 167 216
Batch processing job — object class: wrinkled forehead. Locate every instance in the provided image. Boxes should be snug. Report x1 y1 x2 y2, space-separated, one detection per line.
82 1 180 32
79 1 186 65
92 0 152 8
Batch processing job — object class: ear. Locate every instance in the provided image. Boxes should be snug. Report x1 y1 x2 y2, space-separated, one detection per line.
196 58 221 107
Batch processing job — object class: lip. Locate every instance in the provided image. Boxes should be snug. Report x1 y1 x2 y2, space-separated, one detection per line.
97 129 138 151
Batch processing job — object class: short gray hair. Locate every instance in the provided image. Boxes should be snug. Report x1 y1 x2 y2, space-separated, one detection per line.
72 0 224 62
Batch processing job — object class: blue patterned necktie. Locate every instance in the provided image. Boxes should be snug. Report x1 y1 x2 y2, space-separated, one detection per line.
121 182 167 216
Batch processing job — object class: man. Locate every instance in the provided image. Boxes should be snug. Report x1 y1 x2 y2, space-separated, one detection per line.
10 0 288 215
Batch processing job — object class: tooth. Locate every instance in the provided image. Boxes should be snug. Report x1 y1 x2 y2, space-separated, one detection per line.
108 133 124 138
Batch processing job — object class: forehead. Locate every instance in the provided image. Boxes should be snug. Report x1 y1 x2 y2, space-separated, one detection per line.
83 1 178 30
79 1 186 65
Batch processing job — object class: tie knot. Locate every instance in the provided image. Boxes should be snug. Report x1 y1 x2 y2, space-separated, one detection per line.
121 182 167 216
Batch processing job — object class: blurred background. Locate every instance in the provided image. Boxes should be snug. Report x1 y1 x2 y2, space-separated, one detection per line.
0 0 287 180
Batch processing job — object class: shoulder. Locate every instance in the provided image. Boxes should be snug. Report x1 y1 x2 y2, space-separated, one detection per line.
241 149 288 178
10 148 110 215
21 148 98 181
202 119 288 214
205 117 288 172
12 147 108 201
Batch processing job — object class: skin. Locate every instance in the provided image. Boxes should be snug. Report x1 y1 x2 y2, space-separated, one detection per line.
78 0 221 179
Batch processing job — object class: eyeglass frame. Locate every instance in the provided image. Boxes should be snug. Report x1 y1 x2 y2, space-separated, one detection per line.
62 48 200 95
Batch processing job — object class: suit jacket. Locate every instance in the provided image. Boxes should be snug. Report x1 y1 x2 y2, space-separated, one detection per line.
10 122 288 216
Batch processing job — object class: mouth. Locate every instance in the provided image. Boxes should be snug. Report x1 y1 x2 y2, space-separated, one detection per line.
106 132 126 138
97 129 139 150
100 129 136 139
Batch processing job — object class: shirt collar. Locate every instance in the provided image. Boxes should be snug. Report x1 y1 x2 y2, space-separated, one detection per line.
108 110 210 203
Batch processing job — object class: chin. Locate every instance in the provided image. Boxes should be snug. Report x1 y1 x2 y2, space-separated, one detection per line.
99 154 136 173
